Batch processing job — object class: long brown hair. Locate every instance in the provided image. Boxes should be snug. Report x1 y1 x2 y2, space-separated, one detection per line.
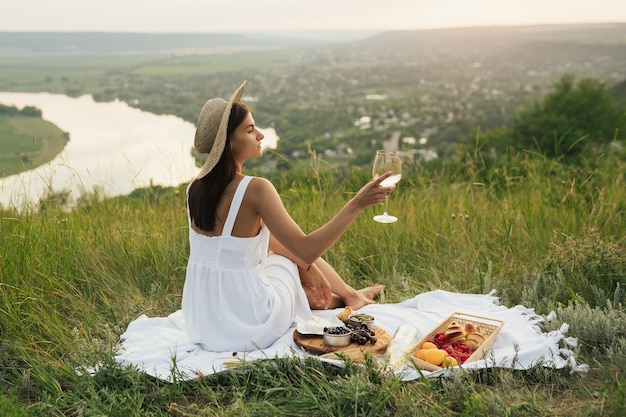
188 101 251 232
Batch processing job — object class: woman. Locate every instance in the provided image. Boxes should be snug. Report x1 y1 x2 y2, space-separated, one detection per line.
182 81 393 351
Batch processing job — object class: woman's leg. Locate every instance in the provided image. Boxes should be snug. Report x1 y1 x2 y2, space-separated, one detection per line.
312 258 384 310
268 233 383 310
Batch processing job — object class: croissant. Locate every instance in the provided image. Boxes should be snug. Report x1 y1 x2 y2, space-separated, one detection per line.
445 321 467 342
464 322 478 334
337 306 353 324
465 332 486 349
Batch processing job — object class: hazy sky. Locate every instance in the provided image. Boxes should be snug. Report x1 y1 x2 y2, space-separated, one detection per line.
2 0 625 32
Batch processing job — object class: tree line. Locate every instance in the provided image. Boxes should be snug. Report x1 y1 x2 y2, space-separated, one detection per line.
0 104 42 117
461 74 626 160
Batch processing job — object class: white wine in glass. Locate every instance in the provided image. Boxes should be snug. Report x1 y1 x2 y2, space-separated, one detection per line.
372 150 402 223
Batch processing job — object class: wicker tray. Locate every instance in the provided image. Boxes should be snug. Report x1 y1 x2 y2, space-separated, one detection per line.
408 312 504 372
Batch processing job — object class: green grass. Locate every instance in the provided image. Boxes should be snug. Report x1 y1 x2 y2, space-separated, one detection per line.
0 115 69 177
1 151 625 416
0 50 294 95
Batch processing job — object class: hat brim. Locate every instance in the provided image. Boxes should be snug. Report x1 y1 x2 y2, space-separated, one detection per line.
196 81 246 180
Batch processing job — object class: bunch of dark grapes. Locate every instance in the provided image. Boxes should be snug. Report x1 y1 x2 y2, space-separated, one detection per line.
348 323 377 345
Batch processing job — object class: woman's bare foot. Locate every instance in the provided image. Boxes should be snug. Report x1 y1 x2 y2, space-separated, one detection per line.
359 284 385 301
345 284 385 310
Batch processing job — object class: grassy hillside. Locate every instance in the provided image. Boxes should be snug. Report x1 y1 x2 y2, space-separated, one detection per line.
1 150 624 415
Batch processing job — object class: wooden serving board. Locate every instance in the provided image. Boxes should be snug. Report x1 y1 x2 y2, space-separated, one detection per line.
293 326 391 362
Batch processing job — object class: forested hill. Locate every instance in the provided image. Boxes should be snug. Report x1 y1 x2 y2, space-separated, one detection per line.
344 23 626 55
2 23 626 55
0 32 280 54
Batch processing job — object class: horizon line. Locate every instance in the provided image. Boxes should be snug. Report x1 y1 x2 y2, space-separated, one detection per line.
2 21 625 35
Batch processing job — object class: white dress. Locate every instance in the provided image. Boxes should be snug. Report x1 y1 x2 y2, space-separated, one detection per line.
181 175 311 351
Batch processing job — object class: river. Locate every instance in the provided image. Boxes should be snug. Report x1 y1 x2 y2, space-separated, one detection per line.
0 92 278 210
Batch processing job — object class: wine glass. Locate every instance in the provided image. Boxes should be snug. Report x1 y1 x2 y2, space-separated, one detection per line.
372 150 402 223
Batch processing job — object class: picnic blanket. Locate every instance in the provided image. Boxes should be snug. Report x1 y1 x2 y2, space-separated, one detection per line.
115 290 587 381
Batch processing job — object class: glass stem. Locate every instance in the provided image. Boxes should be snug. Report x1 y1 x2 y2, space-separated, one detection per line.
384 196 389 214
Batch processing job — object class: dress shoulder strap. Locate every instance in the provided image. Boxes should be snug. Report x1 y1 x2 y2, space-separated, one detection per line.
185 181 194 227
222 176 254 236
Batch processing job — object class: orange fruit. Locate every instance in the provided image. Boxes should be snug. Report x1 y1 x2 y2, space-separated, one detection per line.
415 349 428 360
421 341 437 350
424 348 446 366
443 356 459 368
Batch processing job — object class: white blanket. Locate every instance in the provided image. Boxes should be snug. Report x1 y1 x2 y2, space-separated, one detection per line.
115 290 587 381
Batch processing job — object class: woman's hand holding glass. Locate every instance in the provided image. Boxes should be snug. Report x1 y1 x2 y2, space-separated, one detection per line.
350 171 396 211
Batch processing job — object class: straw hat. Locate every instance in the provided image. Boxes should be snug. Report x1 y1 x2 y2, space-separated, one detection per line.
194 81 246 179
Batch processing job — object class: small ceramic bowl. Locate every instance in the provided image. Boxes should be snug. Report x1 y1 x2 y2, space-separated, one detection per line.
348 313 375 330
323 327 351 347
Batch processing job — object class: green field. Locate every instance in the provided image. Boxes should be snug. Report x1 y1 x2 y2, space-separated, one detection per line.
0 115 68 177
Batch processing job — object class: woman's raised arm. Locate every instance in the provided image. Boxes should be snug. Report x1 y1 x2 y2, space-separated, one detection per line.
249 171 395 266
